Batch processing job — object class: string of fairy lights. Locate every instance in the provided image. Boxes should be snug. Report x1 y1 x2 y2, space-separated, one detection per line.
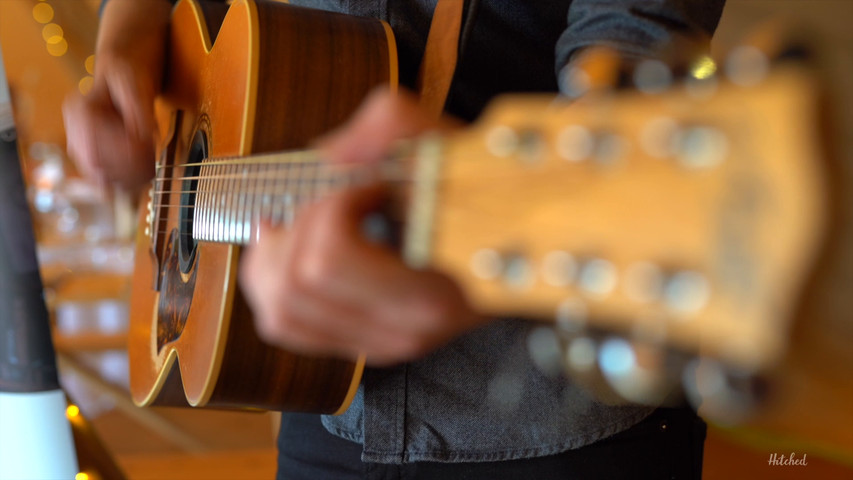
31 0 96 95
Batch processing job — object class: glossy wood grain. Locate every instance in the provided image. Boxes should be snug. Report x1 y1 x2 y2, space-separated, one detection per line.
130 0 393 411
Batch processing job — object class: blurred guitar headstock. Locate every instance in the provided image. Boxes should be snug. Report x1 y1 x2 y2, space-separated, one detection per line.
408 31 835 420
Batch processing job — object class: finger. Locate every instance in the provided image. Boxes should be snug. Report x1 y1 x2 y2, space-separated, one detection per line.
241 223 396 359
294 187 478 337
104 61 156 142
63 95 107 184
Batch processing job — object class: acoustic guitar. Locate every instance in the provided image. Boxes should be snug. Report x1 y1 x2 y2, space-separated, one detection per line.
129 0 830 414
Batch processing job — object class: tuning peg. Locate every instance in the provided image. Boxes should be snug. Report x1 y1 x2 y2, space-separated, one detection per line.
682 357 766 424
685 55 719 99
725 45 770 87
556 126 626 166
633 59 673 95
597 336 685 405
558 47 625 98
722 19 817 88
577 257 618 297
527 325 566 378
470 249 535 290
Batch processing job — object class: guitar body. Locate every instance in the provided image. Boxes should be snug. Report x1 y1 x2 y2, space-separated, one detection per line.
128 0 397 411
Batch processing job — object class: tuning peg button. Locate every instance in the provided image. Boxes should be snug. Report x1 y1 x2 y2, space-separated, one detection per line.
633 59 673 94
640 117 679 159
675 126 728 169
726 45 770 87
486 126 519 157
470 248 503 280
565 336 597 372
623 262 665 303
542 250 578 287
503 254 534 289
555 297 588 333
578 258 618 297
527 326 565 377
557 125 594 162
663 270 710 314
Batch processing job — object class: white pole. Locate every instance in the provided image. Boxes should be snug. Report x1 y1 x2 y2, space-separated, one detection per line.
0 391 79 479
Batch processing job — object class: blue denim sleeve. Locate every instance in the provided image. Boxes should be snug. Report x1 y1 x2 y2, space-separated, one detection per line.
556 0 726 74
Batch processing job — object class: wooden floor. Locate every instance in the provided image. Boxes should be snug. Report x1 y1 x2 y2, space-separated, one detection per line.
69 379 853 480
109 433 853 480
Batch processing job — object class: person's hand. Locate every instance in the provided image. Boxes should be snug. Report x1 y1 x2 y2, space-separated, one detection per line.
62 0 172 193
239 89 486 366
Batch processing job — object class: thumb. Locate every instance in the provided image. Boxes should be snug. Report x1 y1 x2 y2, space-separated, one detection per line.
104 60 157 143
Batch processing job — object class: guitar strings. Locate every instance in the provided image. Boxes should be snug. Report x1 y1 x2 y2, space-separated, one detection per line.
153 139 417 169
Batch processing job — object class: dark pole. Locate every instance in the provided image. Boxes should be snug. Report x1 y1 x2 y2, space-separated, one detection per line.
0 126 60 394
0 47 78 479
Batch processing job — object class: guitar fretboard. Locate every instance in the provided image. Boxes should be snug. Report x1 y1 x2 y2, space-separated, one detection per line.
146 148 413 246
186 152 377 244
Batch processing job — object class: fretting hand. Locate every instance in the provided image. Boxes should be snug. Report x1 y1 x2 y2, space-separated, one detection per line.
239 89 487 366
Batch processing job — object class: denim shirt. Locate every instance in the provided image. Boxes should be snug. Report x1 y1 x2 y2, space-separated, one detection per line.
292 0 725 465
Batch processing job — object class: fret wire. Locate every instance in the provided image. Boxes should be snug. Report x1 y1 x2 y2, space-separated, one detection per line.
247 162 257 242
262 162 272 233
246 162 257 243
301 162 309 219
202 164 210 241
201 163 210 240
225 163 235 242
203 164 211 241
248 163 257 242
215 163 224 242
236 164 246 242
244 163 252 243
261 162 271 227
210 164 224 240
207 163 215 240
222 162 229 242
272 164 283 226
221 164 230 240
235 165 245 244
194 163 203 238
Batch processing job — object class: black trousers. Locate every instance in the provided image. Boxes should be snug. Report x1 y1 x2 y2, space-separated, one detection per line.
277 406 706 480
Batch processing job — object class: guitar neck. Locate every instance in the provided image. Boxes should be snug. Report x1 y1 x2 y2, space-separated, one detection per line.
182 150 407 245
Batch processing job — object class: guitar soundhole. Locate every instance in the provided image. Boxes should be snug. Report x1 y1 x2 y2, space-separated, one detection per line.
155 126 206 351
157 230 197 350
178 129 207 274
